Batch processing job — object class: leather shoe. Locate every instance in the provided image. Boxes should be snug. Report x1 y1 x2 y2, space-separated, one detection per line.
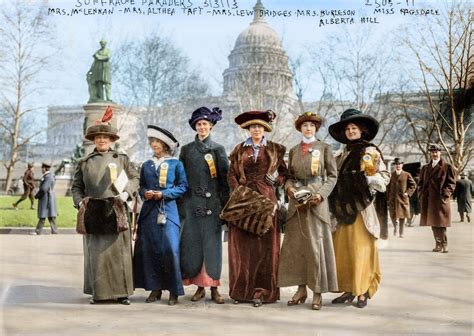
145 290 162 303
441 245 449 253
168 294 178 305
191 287 205 301
118 297 131 305
211 287 224 304
288 286 307 306
332 292 355 304
355 292 368 308
432 244 442 252
312 293 322 310
253 298 263 307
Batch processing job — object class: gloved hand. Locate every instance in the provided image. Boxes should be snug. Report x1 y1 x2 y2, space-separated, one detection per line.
265 173 277 186
118 192 129 202
366 175 386 193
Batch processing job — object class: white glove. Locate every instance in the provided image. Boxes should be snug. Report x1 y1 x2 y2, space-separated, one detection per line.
366 175 386 193
118 192 129 202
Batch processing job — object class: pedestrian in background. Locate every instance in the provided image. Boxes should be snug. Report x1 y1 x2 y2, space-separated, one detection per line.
278 112 338 311
13 163 36 210
133 125 188 306
418 144 456 253
387 158 416 238
179 107 229 304
32 163 58 235
453 172 472 223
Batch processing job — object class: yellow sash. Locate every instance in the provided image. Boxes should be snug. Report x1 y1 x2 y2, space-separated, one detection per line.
310 149 320 176
361 152 377 176
108 163 118 183
159 162 169 187
204 153 217 178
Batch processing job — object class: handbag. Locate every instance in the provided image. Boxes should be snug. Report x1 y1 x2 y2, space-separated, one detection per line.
220 185 276 237
156 199 167 225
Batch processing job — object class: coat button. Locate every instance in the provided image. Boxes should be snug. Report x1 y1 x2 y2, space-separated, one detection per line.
205 192 211 198
206 210 212 216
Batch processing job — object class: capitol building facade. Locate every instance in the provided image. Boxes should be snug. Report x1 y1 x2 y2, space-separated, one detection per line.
41 1 343 163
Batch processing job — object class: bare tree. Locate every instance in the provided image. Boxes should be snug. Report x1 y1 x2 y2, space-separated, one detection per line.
0 1 57 191
308 26 400 147
113 33 210 159
400 0 473 172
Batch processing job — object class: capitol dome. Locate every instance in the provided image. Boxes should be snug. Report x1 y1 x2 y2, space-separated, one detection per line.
223 0 293 97
234 15 283 50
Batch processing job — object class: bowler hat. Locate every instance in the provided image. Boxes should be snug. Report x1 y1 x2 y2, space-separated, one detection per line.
188 107 223 131
85 124 119 141
294 112 322 131
235 110 276 132
328 108 379 144
393 158 404 165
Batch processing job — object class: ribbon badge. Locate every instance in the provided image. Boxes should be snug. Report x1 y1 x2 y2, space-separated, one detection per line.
159 162 169 188
108 163 118 183
311 149 320 176
361 153 376 176
204 153 217 178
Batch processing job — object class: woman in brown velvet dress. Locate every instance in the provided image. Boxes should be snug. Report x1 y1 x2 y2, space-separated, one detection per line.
227 110 287 307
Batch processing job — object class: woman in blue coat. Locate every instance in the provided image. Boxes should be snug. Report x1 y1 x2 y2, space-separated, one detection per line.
133 125 188 305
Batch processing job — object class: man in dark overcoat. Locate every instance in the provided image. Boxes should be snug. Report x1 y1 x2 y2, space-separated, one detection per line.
387 158 416 238
13 163 36 210
453 172 472 222
418 144 456 253
32 163 58 235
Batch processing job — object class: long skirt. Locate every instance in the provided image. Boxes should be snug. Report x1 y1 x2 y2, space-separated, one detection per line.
133 219 184 296
278 210 338 294
332 214 381 298
228 220 280 303
83 230 133 300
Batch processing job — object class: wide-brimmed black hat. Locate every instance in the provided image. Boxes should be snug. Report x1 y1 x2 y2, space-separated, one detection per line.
41 163 51 169
328 108 379 144
294 112 322 131
147 125 179 152
188 107 223 130
235 110 276 132
85 124 119 141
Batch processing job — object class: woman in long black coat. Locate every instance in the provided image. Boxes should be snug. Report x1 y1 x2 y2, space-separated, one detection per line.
179 107 229 303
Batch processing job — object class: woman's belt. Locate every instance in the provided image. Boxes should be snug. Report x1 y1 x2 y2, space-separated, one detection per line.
294 176 325 188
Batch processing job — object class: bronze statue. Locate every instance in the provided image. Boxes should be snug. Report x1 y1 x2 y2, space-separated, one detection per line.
87 39 112 102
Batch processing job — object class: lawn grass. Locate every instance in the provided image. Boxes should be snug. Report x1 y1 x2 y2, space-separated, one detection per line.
0 196 77 227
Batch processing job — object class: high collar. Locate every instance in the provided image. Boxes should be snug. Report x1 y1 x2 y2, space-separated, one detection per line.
243 136 267 147
302 135 316 144
195 134 212 153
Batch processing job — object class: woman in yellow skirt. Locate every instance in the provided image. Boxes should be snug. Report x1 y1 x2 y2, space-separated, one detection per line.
328 109 390 308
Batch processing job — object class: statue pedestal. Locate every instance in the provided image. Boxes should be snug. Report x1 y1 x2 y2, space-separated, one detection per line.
82 102 123 155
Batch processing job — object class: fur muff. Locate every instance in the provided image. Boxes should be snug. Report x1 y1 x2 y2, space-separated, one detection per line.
220 185 276 236
329 170 373 225
79 197 129 234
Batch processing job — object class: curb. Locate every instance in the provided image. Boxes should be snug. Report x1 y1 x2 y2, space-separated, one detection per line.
0 227 77 235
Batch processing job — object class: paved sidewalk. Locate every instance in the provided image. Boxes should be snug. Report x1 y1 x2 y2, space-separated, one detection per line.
0 209 472 335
